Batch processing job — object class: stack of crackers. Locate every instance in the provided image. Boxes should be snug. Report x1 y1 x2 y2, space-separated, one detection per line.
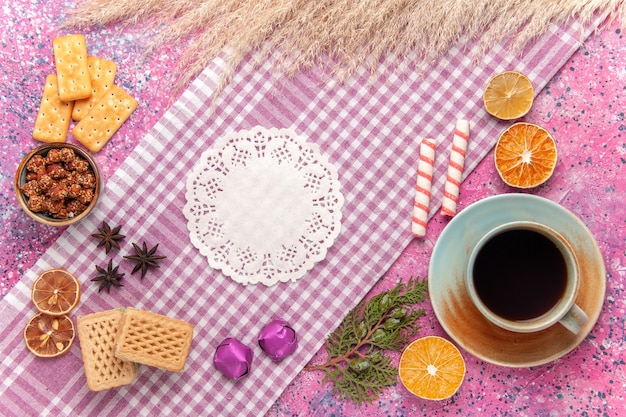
33 34 137 153
77 308 194 391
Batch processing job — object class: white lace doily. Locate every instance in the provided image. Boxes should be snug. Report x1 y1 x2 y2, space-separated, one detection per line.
183 127 344 286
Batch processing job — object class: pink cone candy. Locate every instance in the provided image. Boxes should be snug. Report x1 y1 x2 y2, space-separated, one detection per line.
213 337 253 379
258 318 298 362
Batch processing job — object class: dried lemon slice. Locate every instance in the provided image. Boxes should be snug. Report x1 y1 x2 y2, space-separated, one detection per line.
24 313 75 358
483 71 534 120
31 268 81 316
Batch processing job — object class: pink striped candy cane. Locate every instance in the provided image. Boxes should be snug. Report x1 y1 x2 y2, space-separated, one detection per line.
441 120 470 217
411 138 437 237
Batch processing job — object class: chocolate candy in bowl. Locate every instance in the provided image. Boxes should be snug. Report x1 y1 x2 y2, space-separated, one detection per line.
14 143 101 226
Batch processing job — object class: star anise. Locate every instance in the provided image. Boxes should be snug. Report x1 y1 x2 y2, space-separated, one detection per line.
124 242 166 280
91 221 125 254
92 259 125 293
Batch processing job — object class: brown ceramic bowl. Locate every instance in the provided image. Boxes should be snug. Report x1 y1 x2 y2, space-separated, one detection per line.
14 143 101 227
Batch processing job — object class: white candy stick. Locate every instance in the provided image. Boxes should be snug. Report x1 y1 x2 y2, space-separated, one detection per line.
441 120 470 217
411 138 437 237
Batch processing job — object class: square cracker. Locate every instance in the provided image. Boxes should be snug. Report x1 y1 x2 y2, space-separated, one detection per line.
72 56 118 121
72 84 138 153
115 308 194 372
32 74 74 143
53 34 92 102
77 310 138 392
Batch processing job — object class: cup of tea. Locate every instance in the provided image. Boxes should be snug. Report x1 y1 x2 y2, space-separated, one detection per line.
466 221 589 334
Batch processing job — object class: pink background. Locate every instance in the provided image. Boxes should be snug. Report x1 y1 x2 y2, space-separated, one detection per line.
1 1 624 415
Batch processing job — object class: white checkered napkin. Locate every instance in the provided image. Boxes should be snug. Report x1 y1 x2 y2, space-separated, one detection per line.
0 18 597 417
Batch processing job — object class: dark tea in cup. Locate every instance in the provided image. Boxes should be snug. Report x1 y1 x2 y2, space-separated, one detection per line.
471 229 567 321
466 221 588 334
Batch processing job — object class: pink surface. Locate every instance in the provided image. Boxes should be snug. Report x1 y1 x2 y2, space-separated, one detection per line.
0 1 624 416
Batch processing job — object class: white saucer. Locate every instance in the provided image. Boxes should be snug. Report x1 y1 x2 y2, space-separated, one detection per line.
428 194 606 367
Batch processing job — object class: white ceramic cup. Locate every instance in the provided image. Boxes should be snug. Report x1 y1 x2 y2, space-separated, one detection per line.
466 221 589 334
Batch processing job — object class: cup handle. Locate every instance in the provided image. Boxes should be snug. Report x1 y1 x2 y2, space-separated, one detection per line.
558 303 589 334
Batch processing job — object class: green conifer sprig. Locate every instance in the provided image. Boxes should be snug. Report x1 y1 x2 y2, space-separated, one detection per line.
304 276 427 405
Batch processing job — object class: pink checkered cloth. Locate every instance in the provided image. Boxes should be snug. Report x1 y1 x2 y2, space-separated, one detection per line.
0 18 598 416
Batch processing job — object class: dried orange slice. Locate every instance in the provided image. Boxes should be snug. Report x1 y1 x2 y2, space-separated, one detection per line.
398 336 465 400
24 313 75 358
494 122 558 188
483 71 534 120
31 268 81 316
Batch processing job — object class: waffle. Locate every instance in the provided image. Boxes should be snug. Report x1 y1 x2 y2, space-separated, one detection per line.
115 308 194 372
77 310 137 391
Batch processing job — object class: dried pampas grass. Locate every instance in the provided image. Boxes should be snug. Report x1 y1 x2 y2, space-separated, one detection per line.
63 0 625 99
